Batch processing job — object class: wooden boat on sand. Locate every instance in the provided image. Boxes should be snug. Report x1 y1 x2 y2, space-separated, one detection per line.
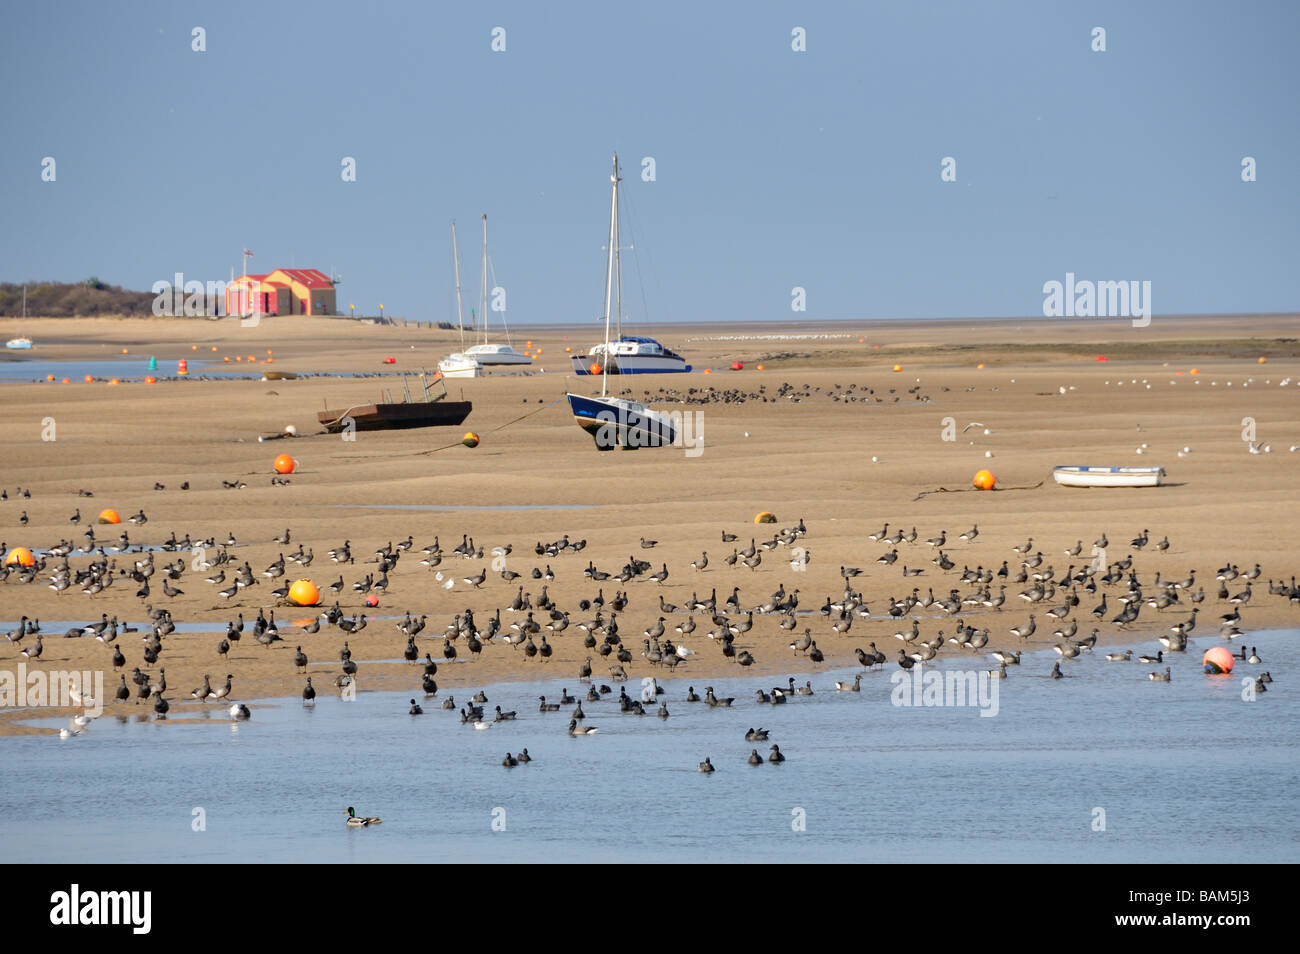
318 372 471 432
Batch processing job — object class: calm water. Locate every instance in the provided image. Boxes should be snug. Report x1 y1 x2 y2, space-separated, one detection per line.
1 630 1295 863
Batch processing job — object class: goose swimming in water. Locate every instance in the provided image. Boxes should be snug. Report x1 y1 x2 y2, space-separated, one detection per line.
698 757 715 773
568 719 598 736
745 727 770 741
1105 650 1132 662
747 749 763 766
768 744 785 764
1148 667 1172 682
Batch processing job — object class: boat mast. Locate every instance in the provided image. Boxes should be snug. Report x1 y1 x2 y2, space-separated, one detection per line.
451 221 465 350
601 154 621 399
480 214 489 346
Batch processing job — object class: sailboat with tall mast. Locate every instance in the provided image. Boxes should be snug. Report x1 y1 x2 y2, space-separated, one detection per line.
566 155 678 450
437 221 482 378
457 215 531 367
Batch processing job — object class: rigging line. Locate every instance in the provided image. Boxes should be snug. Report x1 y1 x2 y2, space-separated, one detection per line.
619 184 653 327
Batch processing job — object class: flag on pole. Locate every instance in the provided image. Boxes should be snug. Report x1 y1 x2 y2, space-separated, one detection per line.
243 249 254 257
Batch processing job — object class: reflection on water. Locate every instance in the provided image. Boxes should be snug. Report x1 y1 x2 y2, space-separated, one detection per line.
0 630 1294 863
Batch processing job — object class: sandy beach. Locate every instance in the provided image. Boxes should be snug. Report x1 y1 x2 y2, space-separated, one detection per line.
1 312 1297 734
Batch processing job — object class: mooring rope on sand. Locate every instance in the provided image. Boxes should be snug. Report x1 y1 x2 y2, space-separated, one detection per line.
913 480 1044 501
412 397 567 456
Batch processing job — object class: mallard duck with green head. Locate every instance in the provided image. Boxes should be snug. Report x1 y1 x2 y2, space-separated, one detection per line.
345 807 382 827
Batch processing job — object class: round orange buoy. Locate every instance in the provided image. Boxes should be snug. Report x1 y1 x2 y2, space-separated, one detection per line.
288 579 320 607
731 361 744 371
177 360 188 375
526 340 533 349
144 376 157 385
973 469 996 490
1203 646 1235 674
756 364 765 371
1258 356 1267 364
224 356 231 363
267 350 273 356
565 346 572 353
892 364 902 372
1096 355 1108 362
97 509 121 524
121 348 129 354
976 363 985 370
84 375 94 383
108 379 119 386
365 594 379 607
754 511 777 524
703 368 712 374
61 378 71 384
5 547 36 567
274 454 296 474
247 355 255 362
383 356 397 364
1190 368 1199 375
858 337 865 343
46 374 55 382
462 432 480 448
211 346 218 352
590 363 602 375
235 356 242 362
873 345 880 350
535 348 542 355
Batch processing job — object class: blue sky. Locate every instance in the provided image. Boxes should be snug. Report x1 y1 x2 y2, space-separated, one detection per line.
1 1 1296 325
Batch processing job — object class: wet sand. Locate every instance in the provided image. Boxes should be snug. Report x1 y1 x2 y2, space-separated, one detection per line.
1 313 1297 735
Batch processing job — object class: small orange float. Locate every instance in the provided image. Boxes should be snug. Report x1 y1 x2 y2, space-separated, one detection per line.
288 579 320 607
754 511 777 524
462 432 480 448
97 509 121 524
273 454 296 474
973 469 996 490
892 364 902 372
144 376 157 384
5 547 36 567
590 363 602 375
1203 646 1234 674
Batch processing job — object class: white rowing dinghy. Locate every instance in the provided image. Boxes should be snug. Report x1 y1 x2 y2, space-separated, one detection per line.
1053 465 1165 488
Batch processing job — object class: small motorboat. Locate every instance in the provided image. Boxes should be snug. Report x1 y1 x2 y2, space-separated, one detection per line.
437 353 482 378
5 337 33 350
1052 465 1165 488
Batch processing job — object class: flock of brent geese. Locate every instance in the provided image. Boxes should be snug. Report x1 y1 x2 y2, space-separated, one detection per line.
610 380 935 406
2 483 1292 786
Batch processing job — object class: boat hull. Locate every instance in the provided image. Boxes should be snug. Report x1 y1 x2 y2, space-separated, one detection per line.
571 354 690 374
1053 466 1165 488
437 354 482 378
566 393 676 450
462 345 531 366
318 401 473 432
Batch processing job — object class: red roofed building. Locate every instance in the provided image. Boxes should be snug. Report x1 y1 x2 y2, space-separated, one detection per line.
224 268 336 317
